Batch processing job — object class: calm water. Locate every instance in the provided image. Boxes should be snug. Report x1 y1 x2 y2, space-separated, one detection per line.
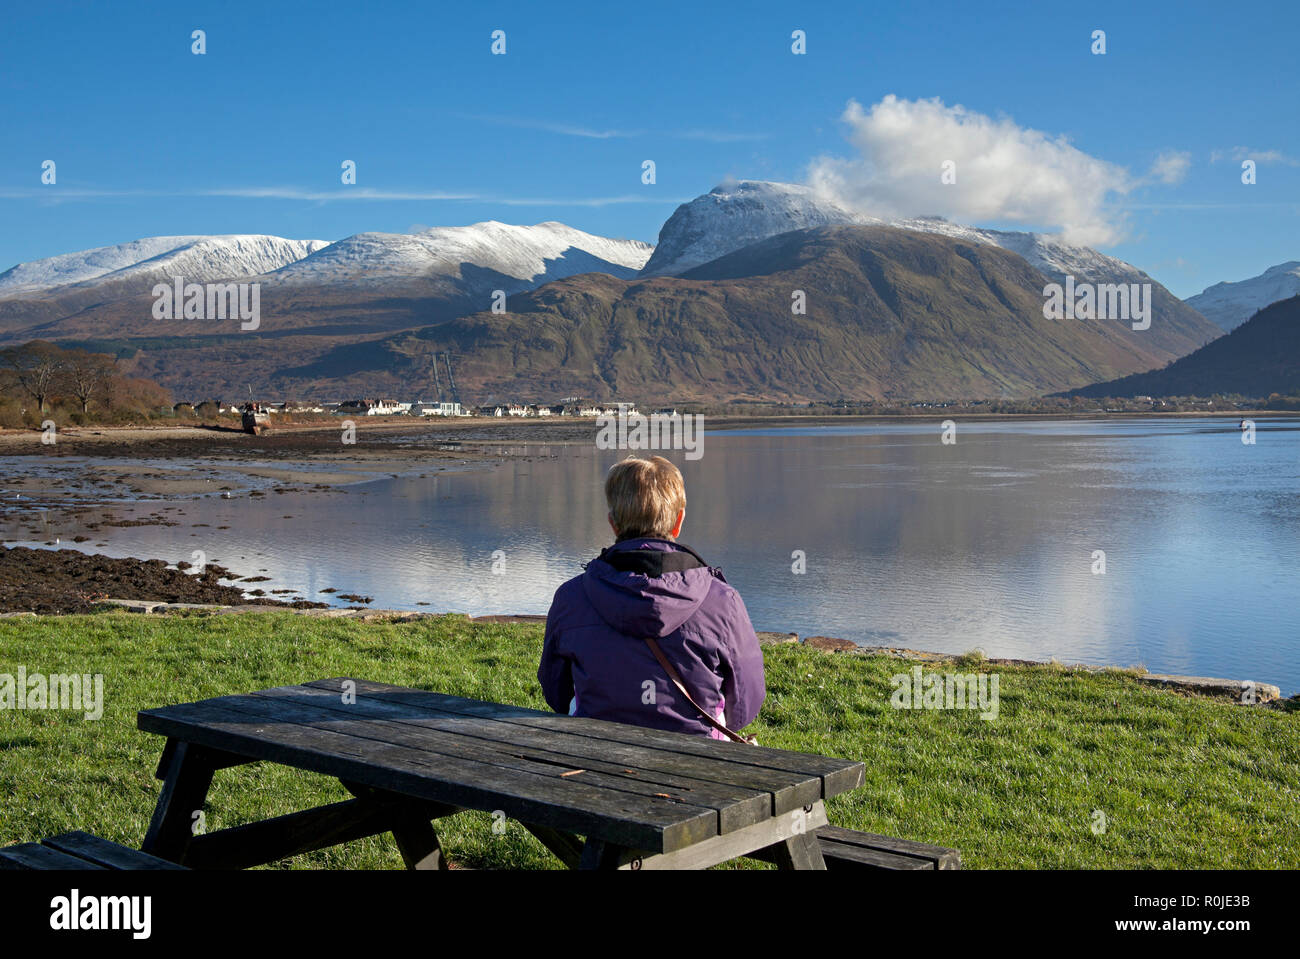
7 418 1299 693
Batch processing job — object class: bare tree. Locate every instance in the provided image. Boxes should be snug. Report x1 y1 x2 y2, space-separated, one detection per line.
63 348 117 413
1 341 64 413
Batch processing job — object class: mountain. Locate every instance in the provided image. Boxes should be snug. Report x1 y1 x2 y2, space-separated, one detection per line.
0 193 1218 402
0 223 653 345
640 181 866 275
295 225 1219 404
0 235 330 297
272 221 650 287
1066 295 1300 398
1185 262 1300 332
643 180 1220 357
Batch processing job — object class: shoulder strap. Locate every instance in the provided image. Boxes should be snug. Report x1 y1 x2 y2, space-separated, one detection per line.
644 637 754 744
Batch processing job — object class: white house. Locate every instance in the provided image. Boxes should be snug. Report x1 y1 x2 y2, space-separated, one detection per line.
411 401 463 416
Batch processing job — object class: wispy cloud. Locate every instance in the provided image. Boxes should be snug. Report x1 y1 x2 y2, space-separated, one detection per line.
1209 146 1300 167
483 193 689 207
0 186 684 206
455 113 641 139
456 113 766 143
202 187 482 201
1148 150 1191 185
1120 201 1300 209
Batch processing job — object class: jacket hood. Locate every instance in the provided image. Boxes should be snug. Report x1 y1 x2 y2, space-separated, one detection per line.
581 538 718 639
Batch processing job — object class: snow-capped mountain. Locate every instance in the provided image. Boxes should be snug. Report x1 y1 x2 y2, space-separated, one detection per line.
271 221 652 287
0 235 330 297
642 180 1220 358
644 179 1158 289
1185 262 1300 332
640 181 868 275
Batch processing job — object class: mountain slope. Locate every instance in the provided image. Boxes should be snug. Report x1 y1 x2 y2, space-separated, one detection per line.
644 180 1220 358
1185 262 1300 332
285 225 1211 404
1067 295 1300 398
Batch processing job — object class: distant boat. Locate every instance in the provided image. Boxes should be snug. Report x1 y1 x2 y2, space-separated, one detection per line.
241 402 271 435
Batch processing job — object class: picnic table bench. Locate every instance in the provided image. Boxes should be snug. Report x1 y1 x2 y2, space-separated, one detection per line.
135 677 870 870
0 831 186 870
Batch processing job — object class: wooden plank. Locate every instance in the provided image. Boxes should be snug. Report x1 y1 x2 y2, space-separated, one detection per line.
815 825 961 869
817 842 933 870
302 678 847 806
181 796 452 870
138 698 715 854
0 843 108 870
41 832 186 870
585 800 830 871
170 690 737 841
246 683 773 831
306 678 862 787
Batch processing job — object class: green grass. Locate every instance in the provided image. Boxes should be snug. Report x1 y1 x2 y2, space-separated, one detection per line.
1 612 1296 869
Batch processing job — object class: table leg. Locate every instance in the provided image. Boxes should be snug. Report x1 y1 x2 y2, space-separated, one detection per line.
522 824 584 869
391 815 448 870
142 740 218 864
340 780 454 870
577 838 628 870
768 830 827 870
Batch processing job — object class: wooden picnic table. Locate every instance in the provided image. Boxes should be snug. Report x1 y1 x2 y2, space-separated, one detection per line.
137 677 865 870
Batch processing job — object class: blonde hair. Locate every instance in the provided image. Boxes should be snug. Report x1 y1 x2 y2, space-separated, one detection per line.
605 455 686 539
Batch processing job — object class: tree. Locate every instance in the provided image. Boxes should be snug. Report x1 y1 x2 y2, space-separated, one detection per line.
1 341 63 413
107 375 172 415
62 348 117 414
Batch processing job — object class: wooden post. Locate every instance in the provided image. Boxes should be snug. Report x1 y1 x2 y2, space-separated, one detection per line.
142 740 218 864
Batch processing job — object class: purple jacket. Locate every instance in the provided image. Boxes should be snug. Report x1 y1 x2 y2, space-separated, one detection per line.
538 537 766 739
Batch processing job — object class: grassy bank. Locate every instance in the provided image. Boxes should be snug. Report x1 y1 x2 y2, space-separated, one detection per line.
1 611 1296 869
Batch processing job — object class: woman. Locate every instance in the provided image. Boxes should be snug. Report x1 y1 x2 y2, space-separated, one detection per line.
538 454 766 740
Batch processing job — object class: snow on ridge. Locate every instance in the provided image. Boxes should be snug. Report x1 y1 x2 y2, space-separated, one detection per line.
1185 261 1300 332
0 235 331 297
641 180 876 276
274 220 653 286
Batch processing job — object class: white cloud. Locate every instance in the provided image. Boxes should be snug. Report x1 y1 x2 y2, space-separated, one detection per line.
806 96 1134 246
1149 150 1191 184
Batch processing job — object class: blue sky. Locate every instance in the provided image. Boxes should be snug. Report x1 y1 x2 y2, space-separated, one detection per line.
1 0 1296 297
